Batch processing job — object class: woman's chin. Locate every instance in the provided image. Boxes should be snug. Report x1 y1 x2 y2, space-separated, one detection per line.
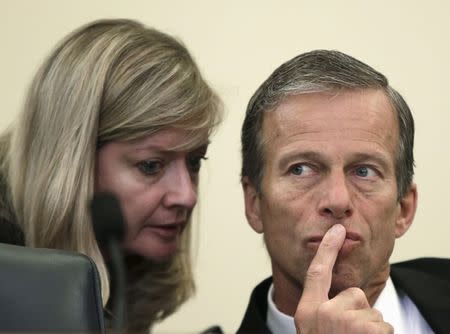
124 231 185 262
123 226 185 261
124 241 180 262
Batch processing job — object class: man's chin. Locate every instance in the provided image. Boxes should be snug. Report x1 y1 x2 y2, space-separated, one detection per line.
328 269 361 298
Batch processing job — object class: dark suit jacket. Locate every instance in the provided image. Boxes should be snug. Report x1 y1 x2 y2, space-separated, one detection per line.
236 258 450 334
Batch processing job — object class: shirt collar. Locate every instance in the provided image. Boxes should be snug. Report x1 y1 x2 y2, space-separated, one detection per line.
373 277 406 332
266 283 296 334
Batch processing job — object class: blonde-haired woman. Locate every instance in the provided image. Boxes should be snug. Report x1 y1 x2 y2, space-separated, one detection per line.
0 19 222 333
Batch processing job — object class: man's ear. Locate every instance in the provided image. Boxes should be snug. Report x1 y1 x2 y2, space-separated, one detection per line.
395 183 418 238
242 176 264 233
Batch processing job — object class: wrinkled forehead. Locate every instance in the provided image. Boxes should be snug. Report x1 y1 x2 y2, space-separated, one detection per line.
259 89 399 157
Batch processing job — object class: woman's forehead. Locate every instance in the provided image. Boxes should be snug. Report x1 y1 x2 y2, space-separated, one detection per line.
130 128 210 152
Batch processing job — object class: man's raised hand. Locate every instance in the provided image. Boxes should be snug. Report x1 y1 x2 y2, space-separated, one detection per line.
294 224 393 334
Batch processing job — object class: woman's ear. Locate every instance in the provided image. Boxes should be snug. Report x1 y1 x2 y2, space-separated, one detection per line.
395 183 418 238
242 176 264 233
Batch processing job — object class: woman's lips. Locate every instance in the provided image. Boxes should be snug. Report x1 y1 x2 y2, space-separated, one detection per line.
144 223 185 240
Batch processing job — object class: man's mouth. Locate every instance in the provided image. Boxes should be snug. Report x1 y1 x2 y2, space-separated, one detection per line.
306 232 362 256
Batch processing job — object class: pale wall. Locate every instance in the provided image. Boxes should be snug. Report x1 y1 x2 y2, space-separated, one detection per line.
2 1 450 333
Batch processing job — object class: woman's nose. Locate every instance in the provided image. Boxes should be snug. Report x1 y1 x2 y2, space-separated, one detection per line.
162 163 197 210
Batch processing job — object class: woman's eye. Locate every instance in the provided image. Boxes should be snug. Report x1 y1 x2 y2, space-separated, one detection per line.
290 164 313 176
138 160 162 175
187 155 207 173
355 166 377 178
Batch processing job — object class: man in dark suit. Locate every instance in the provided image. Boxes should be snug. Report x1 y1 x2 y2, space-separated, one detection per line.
238 50 450 333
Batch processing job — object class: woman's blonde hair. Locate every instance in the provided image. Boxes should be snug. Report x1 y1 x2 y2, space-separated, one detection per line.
2 18 221 332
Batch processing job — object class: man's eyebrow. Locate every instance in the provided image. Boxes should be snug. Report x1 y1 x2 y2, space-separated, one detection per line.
277 151 392 170
349 152 391 170
278 151 325 170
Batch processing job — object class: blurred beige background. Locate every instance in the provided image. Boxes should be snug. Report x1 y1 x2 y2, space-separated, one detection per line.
2 1 450 333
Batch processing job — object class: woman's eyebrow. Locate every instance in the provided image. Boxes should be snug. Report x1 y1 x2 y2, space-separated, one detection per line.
133 142 210 153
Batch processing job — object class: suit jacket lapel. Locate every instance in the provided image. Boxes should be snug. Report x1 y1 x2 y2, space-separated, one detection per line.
391 259 450 334
236 277 273 334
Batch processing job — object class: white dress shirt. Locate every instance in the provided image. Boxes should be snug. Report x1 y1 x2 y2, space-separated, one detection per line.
267 277 434 334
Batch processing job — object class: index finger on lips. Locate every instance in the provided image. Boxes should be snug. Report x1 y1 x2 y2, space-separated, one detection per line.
301 224 346 303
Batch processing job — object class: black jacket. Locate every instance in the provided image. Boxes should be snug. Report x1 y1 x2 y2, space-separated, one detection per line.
236 258 450 334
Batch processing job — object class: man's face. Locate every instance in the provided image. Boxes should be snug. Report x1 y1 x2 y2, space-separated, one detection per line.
243 89 417 299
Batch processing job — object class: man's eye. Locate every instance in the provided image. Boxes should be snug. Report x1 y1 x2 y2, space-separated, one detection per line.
355 166 376 178
188 155 207 173
138 160 162 175
290 164 313 176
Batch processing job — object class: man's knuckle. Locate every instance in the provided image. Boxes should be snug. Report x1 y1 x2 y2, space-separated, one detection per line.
306 264 326 279
385 322 395 334
347 287 364 297
372 308 384 321
341 310 357 324
367 323 383 334
294 306 310 323
346 287 367 305
316 301 335 320
364 322 393 334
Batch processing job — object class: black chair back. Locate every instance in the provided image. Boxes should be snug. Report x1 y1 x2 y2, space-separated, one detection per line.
0 243 105 333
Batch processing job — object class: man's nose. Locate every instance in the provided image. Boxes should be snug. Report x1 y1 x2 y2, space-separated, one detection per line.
318 171 353 219
162 163 197 209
